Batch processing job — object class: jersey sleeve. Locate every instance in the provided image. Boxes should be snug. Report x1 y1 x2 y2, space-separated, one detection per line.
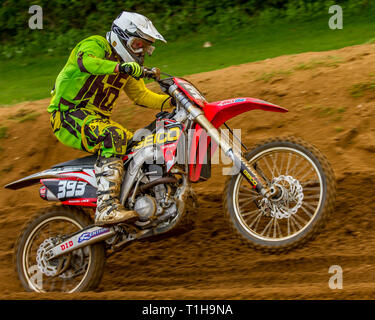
76 37 118 75
124 77 171 110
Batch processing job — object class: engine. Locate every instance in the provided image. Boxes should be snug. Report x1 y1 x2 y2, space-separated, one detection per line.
133 184 178 223
133 195 157 221
133 165 178 224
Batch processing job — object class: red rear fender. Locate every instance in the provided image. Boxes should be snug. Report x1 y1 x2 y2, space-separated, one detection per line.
204 97 288 128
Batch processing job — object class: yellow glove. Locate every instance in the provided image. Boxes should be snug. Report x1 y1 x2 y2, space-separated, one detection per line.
119 62 144 80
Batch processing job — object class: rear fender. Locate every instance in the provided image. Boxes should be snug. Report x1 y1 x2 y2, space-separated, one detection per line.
203 97 288 128
40 178 98 207
4 168 96 190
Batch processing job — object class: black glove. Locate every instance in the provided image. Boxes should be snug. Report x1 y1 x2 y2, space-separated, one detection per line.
119 62 144 79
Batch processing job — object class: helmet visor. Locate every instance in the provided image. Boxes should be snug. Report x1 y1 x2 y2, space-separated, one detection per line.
126 37 155 56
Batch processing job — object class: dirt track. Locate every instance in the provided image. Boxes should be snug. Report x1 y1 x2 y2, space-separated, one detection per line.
1 44 375 299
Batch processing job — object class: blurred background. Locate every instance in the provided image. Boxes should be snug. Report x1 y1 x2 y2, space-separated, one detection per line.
0 0 375 106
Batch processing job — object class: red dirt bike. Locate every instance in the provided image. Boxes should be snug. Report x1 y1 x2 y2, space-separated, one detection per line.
5 68 336 293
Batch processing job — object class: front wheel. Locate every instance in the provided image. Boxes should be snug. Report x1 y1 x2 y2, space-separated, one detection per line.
224 137 336 253
14 206 106 292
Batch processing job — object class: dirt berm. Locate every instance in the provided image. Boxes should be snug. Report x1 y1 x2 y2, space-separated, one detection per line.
0 43 375 299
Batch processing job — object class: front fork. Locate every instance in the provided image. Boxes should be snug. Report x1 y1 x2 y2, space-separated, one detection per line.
169 85 272 198
195 113 272 198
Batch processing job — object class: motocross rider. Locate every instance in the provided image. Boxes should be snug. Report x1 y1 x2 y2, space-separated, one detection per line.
48 11 173 226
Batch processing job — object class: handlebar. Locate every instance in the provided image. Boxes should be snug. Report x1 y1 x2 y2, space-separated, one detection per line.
143 67 174 81
142 66 176 99
143 67 161 81
142 66 201 119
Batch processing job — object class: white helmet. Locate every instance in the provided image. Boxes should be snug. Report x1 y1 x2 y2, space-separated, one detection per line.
106 11 166 65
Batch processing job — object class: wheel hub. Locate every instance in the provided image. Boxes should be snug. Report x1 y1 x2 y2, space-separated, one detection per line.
36 238 59 277
261 175 304 219
36 238 88 279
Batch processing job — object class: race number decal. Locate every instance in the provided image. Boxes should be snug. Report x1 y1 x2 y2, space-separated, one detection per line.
174 78 207 108
57 181 87 198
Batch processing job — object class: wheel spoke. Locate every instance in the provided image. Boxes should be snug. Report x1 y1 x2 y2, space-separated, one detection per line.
261 217 275 237
303 201 319 212
239 186 258 196
276 218 283 238
248 212 263 230
292 161 311 179
285 152 293 175
271 152 281 177
301 180 320 187
261 156 275 179
300 205 313 218
302 186 321 191
293 212 309 225
303 194 321 200
241 209 260 218
289 214 302 230
289 156 304 176
238 194 261 203
297 166 315 182
278 152 285 176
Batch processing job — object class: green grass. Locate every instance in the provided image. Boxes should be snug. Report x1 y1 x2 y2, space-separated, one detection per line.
0 57 66 106
318 106 347 117
334 126 344 133
8 109 41 122
350 74 375 97
294 55 344 70
255 55 344 82
312 105 347 123
255 70 292 83
1 13 375 106
0 126 7 139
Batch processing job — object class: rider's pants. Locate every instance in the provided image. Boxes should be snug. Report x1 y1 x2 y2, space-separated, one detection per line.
50 108 133 158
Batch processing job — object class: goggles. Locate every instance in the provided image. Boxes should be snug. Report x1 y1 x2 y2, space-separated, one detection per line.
126 37 155 56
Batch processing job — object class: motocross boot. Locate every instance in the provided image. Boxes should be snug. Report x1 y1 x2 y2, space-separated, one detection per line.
94 156 138 226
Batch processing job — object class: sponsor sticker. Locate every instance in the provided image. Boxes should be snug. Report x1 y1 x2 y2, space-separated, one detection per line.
78 228 110 243
217 98 246 106
242 169 258 188
57 180 87 199
133 126 181 150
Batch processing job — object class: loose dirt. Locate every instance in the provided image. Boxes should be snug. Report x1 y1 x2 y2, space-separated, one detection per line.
0 43 375 299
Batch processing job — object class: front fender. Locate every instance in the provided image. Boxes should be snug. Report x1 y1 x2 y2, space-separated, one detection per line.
203 97 288 128
187 98 287 182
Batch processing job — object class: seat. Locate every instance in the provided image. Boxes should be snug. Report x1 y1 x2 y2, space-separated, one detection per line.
52 140 136 169
52 154 98 168
51 119 156 168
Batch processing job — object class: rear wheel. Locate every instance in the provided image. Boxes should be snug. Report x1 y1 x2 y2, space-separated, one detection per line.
224 137 336 253
14 206 106 292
